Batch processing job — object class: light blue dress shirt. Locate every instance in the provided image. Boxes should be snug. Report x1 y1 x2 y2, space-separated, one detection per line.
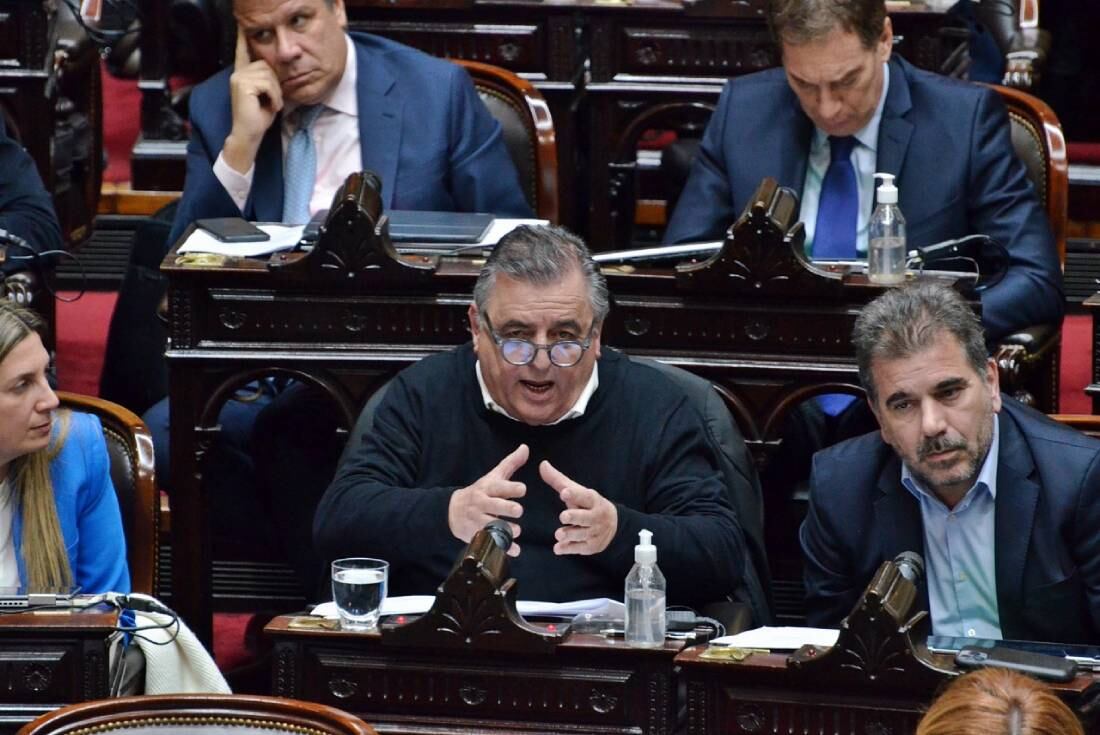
901 415 1003 639
801 63 891 257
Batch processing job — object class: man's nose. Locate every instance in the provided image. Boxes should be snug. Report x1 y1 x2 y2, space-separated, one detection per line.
530 345 554 370
274 28 301 63
920 400 948 437
818 89 843 123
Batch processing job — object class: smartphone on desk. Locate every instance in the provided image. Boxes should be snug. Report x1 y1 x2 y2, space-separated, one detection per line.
196 217 270 243
956 645 1078 682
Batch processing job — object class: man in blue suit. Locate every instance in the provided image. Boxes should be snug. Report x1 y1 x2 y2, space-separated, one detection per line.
167 0 531 247
801 282 1100 644
664 0 1061 341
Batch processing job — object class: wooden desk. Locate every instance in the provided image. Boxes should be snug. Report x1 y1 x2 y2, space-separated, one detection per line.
676 646 1100 734
266 615 683 735
0 608 122 734
162 186 882 645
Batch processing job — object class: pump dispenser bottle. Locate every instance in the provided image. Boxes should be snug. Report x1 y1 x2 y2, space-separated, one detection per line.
869 173 907 285
624 529 666 648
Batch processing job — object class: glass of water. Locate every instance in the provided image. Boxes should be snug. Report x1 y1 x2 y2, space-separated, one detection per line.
331 557 389 631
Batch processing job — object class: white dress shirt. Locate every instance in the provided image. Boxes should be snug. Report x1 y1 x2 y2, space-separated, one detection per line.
214 34 363 219
475 361 600 425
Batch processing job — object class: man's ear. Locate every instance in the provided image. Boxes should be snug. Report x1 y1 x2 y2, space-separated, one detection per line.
878 16 894 62
468 304 481 352
986 357 1002 413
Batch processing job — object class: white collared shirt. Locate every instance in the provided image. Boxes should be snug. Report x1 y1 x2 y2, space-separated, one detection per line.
214 34 363 216
801 62 891 257
475 361 600 425
902 415 1003 639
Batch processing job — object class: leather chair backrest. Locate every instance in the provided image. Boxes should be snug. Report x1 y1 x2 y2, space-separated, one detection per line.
452 60 559 223
17 694 377 735
987 84 1068 263
478 90 537 212
627 356 773 627
56 393 158 595
339 355 774 627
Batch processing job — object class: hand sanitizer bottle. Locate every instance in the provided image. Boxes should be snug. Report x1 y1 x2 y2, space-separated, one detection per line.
869 173 907 285
624 529 666 648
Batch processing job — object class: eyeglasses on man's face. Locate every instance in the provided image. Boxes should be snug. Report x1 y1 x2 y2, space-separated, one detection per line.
482 315 596 368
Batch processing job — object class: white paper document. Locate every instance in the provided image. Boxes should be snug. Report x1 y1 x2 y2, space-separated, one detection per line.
710 626 840 650
311 596 622 620
177 224 305 257
478 218 550 246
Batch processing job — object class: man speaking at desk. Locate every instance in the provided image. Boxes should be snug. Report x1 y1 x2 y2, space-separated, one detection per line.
167 0 531 246
801 282 1100 644
314 225 748 606
663 0 1061 341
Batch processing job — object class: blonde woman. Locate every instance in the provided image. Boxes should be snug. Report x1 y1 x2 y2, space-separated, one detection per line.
0 301 128 592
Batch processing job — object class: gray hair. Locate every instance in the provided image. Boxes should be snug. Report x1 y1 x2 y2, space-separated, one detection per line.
767 0 887 49
853 282 989 403
473 225 610 326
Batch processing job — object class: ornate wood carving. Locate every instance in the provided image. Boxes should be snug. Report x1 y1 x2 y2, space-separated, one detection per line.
383 526 565 653
268 171 439 282
273 644 298 697
310 650 636 720
676 178 856 299
788 560 953 691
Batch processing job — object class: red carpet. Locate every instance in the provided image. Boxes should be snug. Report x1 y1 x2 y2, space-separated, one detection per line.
101 64 142 185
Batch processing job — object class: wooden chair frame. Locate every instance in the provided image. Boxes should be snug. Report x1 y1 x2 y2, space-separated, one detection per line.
452 59 559 223
17 694 377 735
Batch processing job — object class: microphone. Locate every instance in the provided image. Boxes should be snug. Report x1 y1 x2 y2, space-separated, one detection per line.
893 551 925 586
484 519 514 553
910 234 1008 291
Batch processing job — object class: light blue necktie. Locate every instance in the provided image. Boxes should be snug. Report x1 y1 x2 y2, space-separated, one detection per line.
813 135 859 259
282 104 325 224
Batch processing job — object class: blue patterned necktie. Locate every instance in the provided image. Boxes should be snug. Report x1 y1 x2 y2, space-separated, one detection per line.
813 135 859 259
282 104 325 224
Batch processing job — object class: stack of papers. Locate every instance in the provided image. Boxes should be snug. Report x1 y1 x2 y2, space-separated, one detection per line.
311 596 622 620
176 218 552 258
710 626 840 650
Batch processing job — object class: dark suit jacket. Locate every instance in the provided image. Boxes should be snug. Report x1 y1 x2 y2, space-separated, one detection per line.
168 32 532 245
801 398 1100 644
0 115 62 274
664 56 1063 341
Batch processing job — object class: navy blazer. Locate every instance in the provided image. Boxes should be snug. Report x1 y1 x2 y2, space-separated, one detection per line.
169 32 532 245
801 398 1100 644
0 115 62 274
664 57 1063 341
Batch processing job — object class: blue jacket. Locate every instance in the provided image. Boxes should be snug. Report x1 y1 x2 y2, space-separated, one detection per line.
801 398 1100 644
664 56 1063 341
169 32 533 245
12 412 130 594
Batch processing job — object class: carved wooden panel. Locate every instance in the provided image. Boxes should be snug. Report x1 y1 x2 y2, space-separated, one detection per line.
0 3 48 70
349 20 550 78
0 646 75 703
713 690 923 735
591 22 776 83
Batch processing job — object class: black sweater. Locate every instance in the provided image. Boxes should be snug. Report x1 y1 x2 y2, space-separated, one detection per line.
315 344 744 607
